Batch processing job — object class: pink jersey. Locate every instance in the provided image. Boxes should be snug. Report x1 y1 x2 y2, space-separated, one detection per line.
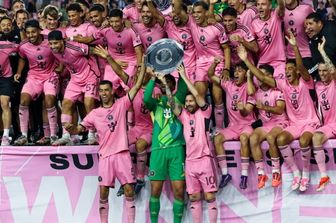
188 19 228 63
315 80 336 124
132 22 167 50
94 26 142 62
163 15 196 69
251 10 286 64
227 24 255 66
220 81 256 126
276 78 320 125
132 88 152 128
41 27 66 37
254 88 288 124
52 41 99 85
66 22 97 38
123 3 141 22
284 4 314 58
81 95 131 158
179 104 212 161
18 38 57 81
238 5 258 27
0 41 18 78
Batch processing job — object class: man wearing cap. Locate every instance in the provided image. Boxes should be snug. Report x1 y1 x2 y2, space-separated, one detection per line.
13 20 59 146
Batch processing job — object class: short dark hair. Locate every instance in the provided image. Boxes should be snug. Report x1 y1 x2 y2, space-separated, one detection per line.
259 64 274 75
306 12 324 23
15 9 29 19
222 7 237 18
76 0 90 9
0 16 11 23
99 80 113 88
48 30 63 41
89 4 105 13
236 62 248 71
66 3 83 13
0 8 9 16
141 1 158 9
12 0 24 8
286 59 296 66
109 9 123 18
193 1 209 11
165 74 176 87
24 19 41 31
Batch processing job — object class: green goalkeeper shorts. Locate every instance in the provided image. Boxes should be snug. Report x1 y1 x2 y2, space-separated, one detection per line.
148 146 185 181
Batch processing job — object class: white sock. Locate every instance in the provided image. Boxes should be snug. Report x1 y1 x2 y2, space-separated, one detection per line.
3 129 9 137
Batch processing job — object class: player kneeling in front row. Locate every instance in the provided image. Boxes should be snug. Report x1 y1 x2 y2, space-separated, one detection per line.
64 56 146 223
166 65 218 223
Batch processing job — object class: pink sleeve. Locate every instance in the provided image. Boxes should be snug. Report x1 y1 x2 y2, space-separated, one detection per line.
81 111 95 129
302 77 314 90
18 45 26 58
201 104 212 119
76 42 89 56
276 90 285 102
178 109 187 123
220 80 229 90
247 96 256 105
93 28 104 40
275 78 286 92
243 26 255 42
121 94 132 110
131 28 142 47
217 24 229 44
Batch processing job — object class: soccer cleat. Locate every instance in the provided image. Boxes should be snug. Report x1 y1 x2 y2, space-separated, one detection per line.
116 185 124 197
13 135 28 146
134 179 145 195
272 172 282 187
257 174 268 189
35 137 51 145
219 174 232 188
1 136 10 146
316 176 330 192
52 136 71 146
299 177 310 192
240 176 248 189
291 176 301 191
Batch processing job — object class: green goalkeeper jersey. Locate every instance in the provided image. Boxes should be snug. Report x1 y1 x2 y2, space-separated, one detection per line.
144 78 188 151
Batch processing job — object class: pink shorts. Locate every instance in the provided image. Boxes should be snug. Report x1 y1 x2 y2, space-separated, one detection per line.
185 156 218 194
315 123 336 139
194 61 223 83
128 125 152 146
258 60 285 80
98 151 136 187
259 122 289 133
216 125 253 140
21 75 59 100
103 63 136 91
63 77 99 102
284 122 320 139
171 66 196 82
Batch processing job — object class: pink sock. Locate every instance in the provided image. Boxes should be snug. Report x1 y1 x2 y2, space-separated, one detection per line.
61 114 72 136
125 196 135 223
99 199 109 223
136 150 147 179
190 200 202 223
241 157 250 176
271 157 280 173
314 146 327 177
43 123 50 137
215 104 224 128
216 154 228 175
279 145 299 173
47 106 58 136
255 160 265 175
207 199 218 223
301 147 311 175
19 105 29 135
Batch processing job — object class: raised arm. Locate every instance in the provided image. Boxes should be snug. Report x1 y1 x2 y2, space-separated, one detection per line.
221 43 231 80
93 45 129 84
146 0 165 27
276 0 285 17
230 35 259 53
177 64 206 108
318 36 336 78
246 70 256 96
144 70 158 111
175 64 188 104
285 30 310 81
237 44 276 88
207 56 222 85
128 56 146 101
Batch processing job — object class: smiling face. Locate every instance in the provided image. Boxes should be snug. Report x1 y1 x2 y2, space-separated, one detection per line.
109 16 123 32
318 63 332 84
185 94 198 113
223 14 237 32
48 39 64 54
89 10 104 27
26 27 41 45
285 62 299 84
304 18 323 39
141 5 153 26
99 83 114 105
67 10 82 26
0 18 13 34
192 5 207 25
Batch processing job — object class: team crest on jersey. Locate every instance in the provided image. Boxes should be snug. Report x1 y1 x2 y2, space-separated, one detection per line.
107 114 113 120
321 93 330 110
98 176 102 182
182 34 187 39
163 108 172 119
37 55 43 60
149 170 155 177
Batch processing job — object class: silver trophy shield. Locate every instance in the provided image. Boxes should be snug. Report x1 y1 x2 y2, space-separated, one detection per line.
146 38 184 74
153 0 171 11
